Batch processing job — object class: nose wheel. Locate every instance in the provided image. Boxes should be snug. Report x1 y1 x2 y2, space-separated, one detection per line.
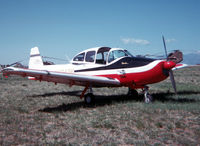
143 86 152 103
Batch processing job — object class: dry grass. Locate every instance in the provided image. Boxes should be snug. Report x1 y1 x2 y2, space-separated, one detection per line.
0 67 200 145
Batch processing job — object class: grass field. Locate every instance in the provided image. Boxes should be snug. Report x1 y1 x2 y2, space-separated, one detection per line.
0 67 200 145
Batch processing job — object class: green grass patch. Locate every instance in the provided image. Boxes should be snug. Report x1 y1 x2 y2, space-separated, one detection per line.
0 67 200 145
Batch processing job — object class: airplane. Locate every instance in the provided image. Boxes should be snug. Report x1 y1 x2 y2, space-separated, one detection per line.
2 37 186 104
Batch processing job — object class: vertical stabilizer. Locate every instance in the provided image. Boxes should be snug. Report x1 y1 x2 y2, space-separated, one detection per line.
29 47 43 69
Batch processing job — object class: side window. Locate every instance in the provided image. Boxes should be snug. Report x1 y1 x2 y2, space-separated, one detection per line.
95 47 111 64
96 51 108 64
86 51 95 62
73 52 85 61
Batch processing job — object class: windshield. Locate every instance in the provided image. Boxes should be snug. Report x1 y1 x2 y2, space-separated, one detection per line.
108 49 134 63
108 50 126 63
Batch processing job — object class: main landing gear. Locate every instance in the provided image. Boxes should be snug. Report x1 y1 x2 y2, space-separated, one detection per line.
81 85 95 105
84 93 95 105
81 85 153 105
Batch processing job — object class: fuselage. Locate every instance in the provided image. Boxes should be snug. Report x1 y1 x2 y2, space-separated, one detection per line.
38 47 176 88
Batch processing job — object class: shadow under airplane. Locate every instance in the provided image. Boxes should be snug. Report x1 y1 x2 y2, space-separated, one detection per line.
37 90 200 113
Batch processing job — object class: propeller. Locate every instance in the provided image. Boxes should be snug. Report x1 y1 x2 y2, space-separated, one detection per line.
162 36 177 93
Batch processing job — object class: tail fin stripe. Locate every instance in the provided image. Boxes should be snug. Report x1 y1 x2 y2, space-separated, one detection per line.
30 54 40 57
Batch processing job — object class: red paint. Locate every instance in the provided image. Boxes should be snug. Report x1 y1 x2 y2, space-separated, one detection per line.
163 61 176 70
29 77 36 80
3 73 8 78
175 63 185 67
98 61 169 89
175 64 182 67
80 84 89 99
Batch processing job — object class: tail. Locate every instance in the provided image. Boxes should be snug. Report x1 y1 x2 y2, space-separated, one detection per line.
29 47 43 69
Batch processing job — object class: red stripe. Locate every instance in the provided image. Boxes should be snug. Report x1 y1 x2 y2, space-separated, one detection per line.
98 62 167 88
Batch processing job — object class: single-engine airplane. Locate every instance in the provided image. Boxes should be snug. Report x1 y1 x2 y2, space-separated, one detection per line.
2 37 185 104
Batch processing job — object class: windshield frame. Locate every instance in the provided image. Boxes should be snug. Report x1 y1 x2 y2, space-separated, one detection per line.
124 50 134 57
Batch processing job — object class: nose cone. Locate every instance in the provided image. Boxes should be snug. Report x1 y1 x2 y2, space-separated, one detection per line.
163 61 176 70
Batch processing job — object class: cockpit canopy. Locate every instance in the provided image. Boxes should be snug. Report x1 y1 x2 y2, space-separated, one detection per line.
72 47 133 65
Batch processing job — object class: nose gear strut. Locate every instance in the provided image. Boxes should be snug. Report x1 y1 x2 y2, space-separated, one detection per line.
143 86 153 103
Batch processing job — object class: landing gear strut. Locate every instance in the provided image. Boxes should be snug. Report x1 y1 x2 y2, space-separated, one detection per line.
82 85 95 105
143 86 152 103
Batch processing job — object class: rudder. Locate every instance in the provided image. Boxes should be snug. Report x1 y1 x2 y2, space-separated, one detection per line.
29 47 43 69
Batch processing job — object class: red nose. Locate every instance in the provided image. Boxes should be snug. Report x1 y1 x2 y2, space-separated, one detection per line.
163 61 176 70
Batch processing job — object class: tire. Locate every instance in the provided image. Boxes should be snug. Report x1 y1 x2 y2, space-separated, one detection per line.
84 93 95 105
144 93 152 103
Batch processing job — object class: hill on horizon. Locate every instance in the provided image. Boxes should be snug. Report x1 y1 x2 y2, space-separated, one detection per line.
183 53 200 65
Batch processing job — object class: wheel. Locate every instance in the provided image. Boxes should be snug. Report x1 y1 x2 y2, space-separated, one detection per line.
84 93 95 105
127 88 139 98
144 93 152 103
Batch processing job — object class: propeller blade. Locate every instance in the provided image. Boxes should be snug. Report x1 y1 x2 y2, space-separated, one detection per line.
162 35 177 93
169 70 177 93
162 35 168 59
162 36 168 59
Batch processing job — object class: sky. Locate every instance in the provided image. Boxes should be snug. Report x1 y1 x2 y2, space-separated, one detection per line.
0 0 200 65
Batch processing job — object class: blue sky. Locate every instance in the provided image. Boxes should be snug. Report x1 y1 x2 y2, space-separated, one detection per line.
0 0 199 64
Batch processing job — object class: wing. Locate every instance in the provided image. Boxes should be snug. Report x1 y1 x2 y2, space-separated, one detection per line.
172 63 188 70
2 67 120 87
172 63 200 70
